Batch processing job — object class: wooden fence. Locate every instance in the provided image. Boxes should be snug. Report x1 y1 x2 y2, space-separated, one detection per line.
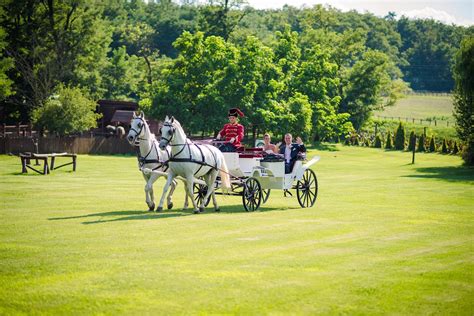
374 115 453 127
0 136 134 155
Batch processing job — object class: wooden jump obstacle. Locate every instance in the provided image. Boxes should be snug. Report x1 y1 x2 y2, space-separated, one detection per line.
20 153 77 175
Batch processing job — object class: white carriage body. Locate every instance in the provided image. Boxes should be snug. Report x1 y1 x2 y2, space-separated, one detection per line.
222 151 320 191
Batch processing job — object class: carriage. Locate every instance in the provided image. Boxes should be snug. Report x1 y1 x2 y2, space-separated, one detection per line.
193 143 320 212
128 113 319 213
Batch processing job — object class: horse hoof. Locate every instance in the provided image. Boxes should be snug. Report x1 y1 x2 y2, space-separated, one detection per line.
148 204 155 212
167 202 173 210
199 207 205 213
156 206 163 212
215 208 220 212
193 210 200 214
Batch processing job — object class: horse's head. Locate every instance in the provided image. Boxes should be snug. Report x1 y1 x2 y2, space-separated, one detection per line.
159 115 176 150
127 111 146 145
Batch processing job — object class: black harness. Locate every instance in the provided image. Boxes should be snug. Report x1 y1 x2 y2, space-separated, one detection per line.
132 117 169 172
161 122 219 176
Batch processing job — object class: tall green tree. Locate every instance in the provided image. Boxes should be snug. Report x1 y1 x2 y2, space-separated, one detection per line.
1 0 109 120
453 36 474 165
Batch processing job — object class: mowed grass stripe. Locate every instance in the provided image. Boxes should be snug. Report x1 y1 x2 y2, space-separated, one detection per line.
0 146 473 314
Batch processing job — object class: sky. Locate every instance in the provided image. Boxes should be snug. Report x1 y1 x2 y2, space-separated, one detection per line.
245 0 474 26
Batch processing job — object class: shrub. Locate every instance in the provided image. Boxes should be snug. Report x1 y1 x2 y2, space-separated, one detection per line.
385 133 393 149
32 85 101 135
442 139 448 153
408 131 416 151
417 134 426 152
394 122 405 150
374 134 382 148
453 141 459 154
429 136 436 152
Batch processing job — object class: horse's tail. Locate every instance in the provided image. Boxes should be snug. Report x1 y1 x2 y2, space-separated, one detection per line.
219 157 231 193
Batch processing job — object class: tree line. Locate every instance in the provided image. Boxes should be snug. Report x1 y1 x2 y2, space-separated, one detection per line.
0 0 472 144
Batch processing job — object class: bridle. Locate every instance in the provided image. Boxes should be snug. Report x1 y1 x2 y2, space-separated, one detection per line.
129 117 148 144
159 122 175 146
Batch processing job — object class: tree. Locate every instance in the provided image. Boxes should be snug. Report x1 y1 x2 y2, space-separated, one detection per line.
340 49 405 130
31 85 101 135
198 0 248 41
2 0 109 121
453 36 474 165
408 131 416 151
385 132 393 149
394 122 405 150
0 7 14 101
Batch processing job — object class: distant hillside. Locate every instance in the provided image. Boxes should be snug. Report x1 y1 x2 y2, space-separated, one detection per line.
374 95 454 122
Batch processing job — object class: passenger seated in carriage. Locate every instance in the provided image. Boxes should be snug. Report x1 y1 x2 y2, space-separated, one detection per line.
262 133 279 154
279 133 306 174
216 108 245 152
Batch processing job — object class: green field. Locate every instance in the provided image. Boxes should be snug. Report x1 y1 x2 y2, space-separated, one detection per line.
374 94 454 122
1 146 473 314
371 94 458 141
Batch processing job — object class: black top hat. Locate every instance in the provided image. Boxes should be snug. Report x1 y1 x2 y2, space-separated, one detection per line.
228 108 244 117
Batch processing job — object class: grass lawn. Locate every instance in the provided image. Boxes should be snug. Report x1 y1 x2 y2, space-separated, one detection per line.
1 146 473 314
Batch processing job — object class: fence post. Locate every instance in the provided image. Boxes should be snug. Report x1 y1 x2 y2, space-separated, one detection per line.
2 123 5 136
17 122 21 136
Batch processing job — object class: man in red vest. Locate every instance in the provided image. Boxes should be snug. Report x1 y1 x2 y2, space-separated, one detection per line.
217 108 244 151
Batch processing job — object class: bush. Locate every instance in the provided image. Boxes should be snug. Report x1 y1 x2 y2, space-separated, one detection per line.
442 139 448 153
374 134 382 148
429 136 436 152
394 122 405 150
32 85 101 135
417 134 426 152
453 141 459 154
385 133 393 149
408 131 416 151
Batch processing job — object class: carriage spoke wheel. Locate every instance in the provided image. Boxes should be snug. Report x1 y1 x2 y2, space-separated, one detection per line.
193 183 210 207
262 189 271 204
296 169 318 208
242 177 262 212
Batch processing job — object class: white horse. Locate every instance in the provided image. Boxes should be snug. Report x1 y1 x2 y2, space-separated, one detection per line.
127 112 187 211
157 116 231 214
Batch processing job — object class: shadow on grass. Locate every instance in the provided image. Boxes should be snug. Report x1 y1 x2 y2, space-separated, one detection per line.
404 166 474 182
48 203 298 224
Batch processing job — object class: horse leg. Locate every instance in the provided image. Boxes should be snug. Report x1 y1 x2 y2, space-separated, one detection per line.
182 181 190 210
142 173 154 211
166 179 177 210
202 171 219 212
147 172 162 211
157 172 175 212
185 176 200 214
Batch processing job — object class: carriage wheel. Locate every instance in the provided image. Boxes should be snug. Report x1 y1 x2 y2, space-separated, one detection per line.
296 169 318 208
193 183 210 207
242 177 262 212
262 189 271 204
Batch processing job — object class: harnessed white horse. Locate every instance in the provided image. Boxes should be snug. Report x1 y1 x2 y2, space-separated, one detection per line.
158 116 231 214
127 112 187 211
